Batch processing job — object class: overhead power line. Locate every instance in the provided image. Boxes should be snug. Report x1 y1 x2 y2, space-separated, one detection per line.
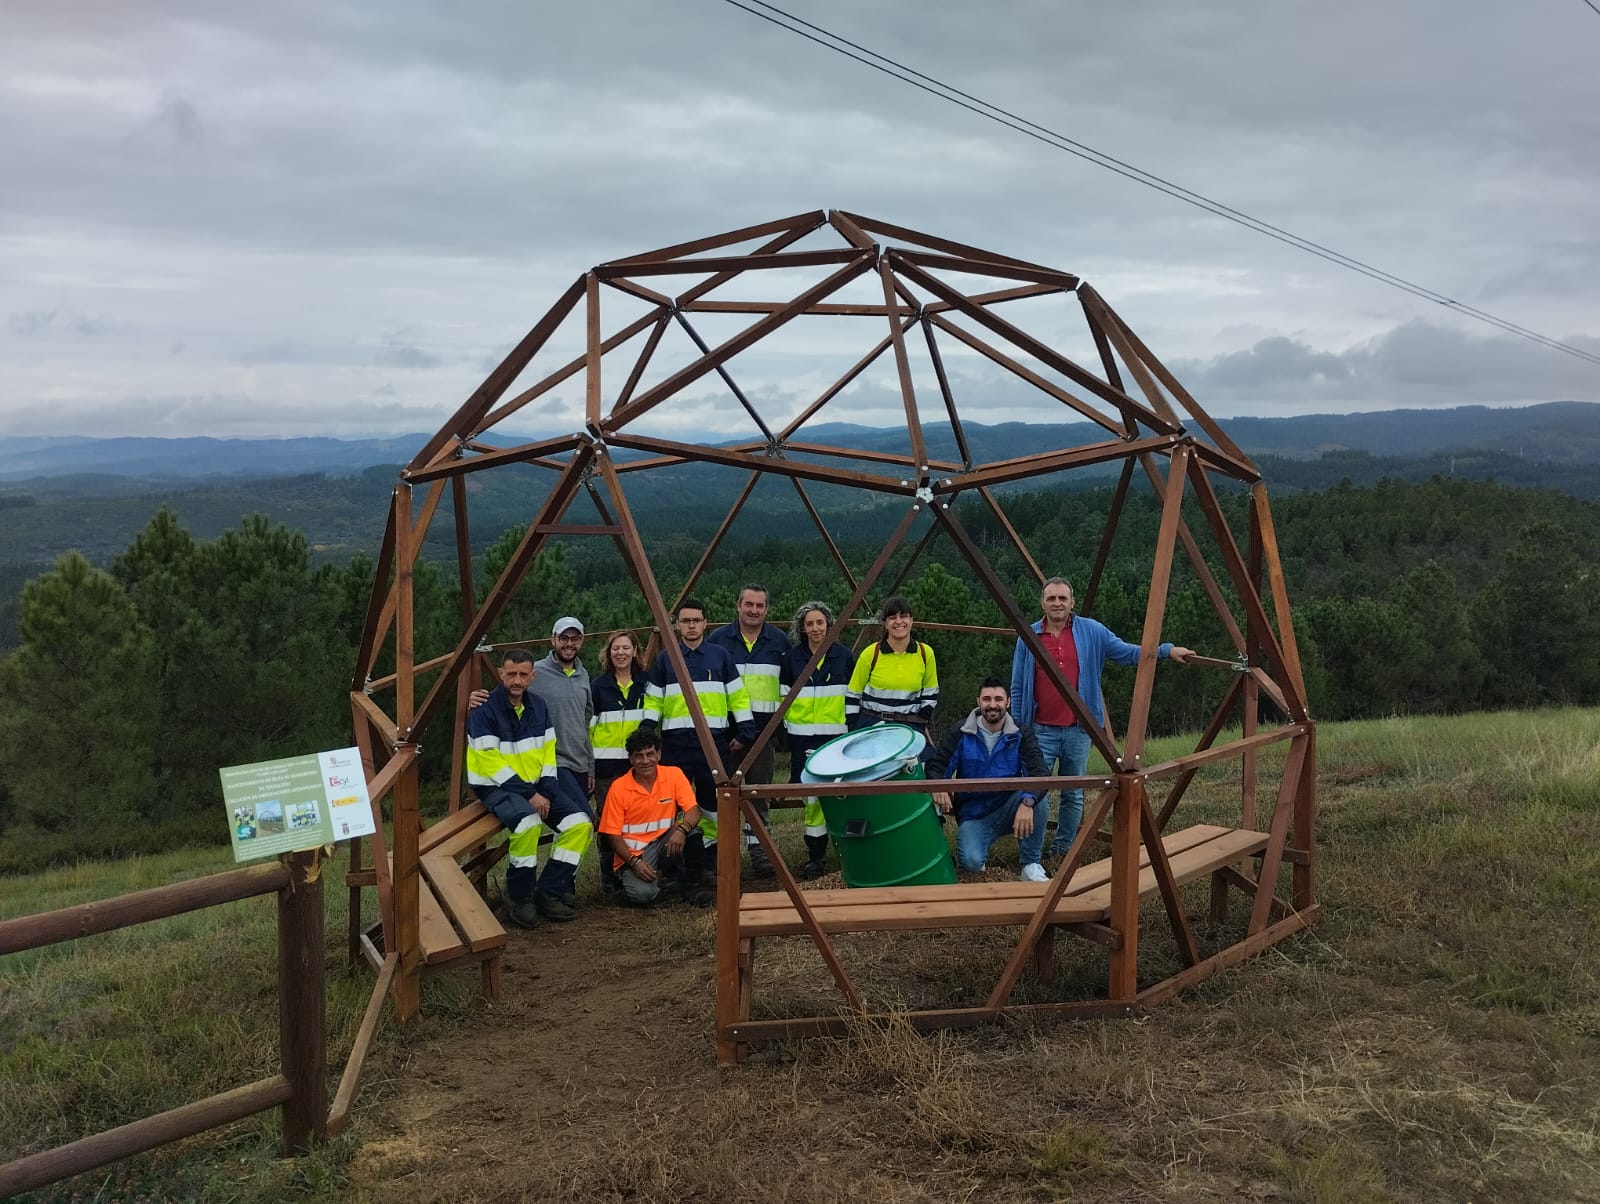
721 0 1600 370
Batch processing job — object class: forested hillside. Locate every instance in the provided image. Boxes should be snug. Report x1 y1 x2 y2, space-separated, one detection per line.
1 469 1595 871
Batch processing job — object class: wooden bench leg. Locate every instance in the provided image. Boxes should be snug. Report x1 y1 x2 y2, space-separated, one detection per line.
1208 870 1230 926
1032 924 1058 981
481 952 503 1001
734 937 755 1063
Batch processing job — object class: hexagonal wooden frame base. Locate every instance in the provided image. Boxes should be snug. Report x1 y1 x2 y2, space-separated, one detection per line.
345 210 1319 1059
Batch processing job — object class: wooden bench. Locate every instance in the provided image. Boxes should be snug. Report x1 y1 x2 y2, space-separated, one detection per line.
355 801 512 997
735 824 1269 1000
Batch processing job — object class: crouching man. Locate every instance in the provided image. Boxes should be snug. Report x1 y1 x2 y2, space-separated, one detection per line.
598 727 713 907
466 649 595 927
925 677 1050 880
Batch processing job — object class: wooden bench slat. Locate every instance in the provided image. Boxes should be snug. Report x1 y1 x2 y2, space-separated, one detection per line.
422 854 507 953
1071 828 1270 913
419 801 493 855
427 814 507 863
736 824 1236 913
737 825 1269 938
740 893 1108 937
417 878 466 964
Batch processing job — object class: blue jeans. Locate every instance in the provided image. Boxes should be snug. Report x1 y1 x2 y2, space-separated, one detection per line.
1033 723 1091 857
955 791 1044 871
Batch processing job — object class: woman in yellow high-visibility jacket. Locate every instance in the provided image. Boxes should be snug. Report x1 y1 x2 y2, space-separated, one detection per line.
846 595 939 731
781 601 857 878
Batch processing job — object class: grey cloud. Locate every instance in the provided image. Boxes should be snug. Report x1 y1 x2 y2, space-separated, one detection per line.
8 308 124 336
155 90 202 147
375 330 441 370
1198 337 1352 390
66 312 126 336
9 309 57 334
1175 320 1600 408
0 0 1596 437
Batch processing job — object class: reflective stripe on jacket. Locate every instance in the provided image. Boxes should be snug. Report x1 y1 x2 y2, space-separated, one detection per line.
780 640 857 736
590 670 649 770
465 686 560 799
597 764 698 871
847 640 940 723
706 622 789 717
641 642 756 748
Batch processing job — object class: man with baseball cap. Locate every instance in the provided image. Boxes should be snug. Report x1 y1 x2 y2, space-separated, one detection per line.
532 616 596 817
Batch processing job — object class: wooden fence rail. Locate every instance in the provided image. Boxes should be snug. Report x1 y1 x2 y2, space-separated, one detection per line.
0 850 326 1198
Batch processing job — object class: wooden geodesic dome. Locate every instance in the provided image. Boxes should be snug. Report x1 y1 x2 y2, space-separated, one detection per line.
346 209 1319 1059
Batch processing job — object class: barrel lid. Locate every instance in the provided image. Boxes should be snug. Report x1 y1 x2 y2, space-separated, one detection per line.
800 724 926 783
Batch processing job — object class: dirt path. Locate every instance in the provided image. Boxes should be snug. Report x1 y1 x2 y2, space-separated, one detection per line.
337 888 1083 1204
347 903 742 1201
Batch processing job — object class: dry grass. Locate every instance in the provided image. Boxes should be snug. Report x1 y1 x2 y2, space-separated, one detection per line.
4 706 1600 1201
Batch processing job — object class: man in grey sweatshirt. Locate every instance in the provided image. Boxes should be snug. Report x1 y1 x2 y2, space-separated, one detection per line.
532 616 597 817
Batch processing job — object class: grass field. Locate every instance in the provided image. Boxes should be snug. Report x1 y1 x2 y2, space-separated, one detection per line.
3 707 1599 1202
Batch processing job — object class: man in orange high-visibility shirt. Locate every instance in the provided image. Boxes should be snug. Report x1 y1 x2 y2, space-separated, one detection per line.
597 727 711 907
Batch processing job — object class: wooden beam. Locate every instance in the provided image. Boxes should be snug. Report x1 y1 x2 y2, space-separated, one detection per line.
1248 735 1310 935
409 276 585 471
606 253 875 431
601 209 826 266
1107 777 1143 999
1123 444 1189 765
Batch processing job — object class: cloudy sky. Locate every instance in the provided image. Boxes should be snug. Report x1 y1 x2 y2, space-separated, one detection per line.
3 0 1598 441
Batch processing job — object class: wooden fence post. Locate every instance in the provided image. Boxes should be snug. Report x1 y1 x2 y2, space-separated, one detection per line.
278 849 327 1153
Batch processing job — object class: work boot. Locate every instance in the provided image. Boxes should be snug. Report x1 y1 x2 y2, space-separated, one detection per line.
799 834 830 880
506 898 542 929
679 881 715 908
534 891 578 922
749 845 776 880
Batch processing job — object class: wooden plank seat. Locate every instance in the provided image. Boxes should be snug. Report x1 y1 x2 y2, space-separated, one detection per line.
354 801 516 996
737 824 1269 939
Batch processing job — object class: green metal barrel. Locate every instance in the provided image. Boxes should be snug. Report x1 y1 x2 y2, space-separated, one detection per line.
799 725 957 889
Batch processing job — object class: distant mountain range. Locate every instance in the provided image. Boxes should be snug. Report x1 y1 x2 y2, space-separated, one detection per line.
3 401 1596 482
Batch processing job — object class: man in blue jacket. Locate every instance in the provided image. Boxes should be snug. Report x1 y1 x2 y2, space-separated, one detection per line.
1009 577 1193 862
466 649 595 926
925 678 1050 878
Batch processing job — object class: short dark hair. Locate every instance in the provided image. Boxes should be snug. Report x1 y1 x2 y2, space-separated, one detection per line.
738 583 768 603
502 648 535 667
980 676 1009 693
676 597 706 620
880 595 913 620
625 727 662 754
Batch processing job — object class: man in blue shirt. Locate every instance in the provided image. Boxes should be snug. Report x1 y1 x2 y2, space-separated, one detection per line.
925 678 1049 879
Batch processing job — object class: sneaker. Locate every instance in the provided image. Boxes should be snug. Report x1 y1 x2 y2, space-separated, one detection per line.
507 899 542 929
1020 862 1048 883
534 892 578 922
